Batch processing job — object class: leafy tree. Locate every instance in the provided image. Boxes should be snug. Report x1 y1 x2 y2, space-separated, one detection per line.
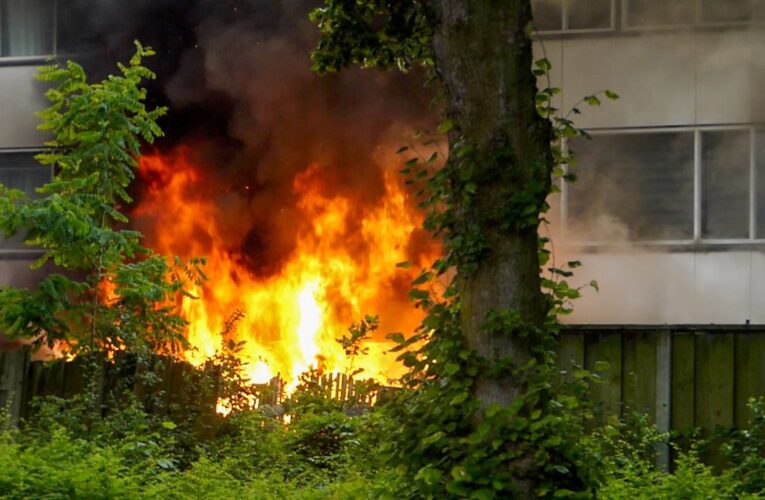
0 42 205 408
311 1 602 497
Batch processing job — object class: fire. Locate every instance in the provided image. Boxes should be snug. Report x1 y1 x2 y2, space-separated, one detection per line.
132 147 437 388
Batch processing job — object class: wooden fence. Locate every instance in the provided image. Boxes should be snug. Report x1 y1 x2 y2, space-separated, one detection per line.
0 351 381 426
558 325 765 467
1 325 764 465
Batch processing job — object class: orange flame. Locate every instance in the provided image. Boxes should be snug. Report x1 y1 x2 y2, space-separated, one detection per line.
132 147 438 388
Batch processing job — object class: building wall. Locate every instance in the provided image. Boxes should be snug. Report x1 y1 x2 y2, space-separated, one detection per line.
536 20 765 325
0 0 57 288
1 1 763 325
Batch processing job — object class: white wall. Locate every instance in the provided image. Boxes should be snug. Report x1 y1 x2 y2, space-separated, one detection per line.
0 65 48 148
537 28 759 128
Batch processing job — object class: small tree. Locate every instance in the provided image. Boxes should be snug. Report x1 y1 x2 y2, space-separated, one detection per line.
0 42 204 409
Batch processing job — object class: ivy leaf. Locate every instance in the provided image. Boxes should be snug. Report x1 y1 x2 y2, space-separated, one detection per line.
437 119 454 134
450 392 469 406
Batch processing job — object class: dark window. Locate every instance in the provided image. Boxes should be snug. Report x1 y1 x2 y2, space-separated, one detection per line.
700 0 755 23
0 0 55 57
626 0 696 27
568 0 612 29
56 0 101 55
568 132 695 241
532 0 563 31
0 153 51 249
701 131 751 239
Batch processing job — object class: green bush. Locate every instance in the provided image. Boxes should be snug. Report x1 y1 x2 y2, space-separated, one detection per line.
0 427 143 499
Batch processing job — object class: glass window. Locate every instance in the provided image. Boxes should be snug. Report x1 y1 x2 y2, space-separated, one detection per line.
700 0 754 23
567 132 695 241
532 0 563 31
0 0 55 57
0 153 51 249
701 131 751 239
568 0 612 30
625 0 696 27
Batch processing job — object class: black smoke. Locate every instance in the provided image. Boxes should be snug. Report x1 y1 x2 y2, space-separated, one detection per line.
62 0 434 277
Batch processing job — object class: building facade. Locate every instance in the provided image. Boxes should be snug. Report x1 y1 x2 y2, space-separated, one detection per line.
534 0 765 325
2 0 764 326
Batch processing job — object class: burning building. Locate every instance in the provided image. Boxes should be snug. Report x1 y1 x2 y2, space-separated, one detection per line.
1 0 764 445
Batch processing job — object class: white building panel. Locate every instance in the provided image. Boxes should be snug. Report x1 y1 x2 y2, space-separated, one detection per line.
0 66 48 148
695 30 752 125
560 33 696 128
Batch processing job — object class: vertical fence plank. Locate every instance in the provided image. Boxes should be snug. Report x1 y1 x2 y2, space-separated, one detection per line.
622 331 658 421
695 332 735 469
734 332 765 428
557 331 585 375
671 333 695 432
0 350 27 426
585 333 622 423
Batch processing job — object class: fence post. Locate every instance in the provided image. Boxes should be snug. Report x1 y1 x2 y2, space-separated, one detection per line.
655 329 672 471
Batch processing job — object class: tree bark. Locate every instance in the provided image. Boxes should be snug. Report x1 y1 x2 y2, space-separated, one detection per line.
431 0 553 422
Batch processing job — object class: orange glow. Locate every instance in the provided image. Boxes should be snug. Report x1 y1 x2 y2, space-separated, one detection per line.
132 147 438 389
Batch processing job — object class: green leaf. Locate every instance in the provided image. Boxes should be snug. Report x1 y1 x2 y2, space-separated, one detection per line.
450 392 469 406
594 360 610 372
444 362 460 375
436 119 454 134
584 95 601 106
451 465 472 482
161 421 177 430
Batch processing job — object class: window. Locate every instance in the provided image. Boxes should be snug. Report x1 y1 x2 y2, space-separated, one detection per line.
568 0 613 30
0 152 51 250
532 0 564 31
624 0 763 28
564 127 762 245
567 132 694 241
701 131 750 238
0 0 55 57
624 0 696 27
532 0 614 32
700 0 758 23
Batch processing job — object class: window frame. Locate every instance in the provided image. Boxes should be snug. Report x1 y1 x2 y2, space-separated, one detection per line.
0 148 52 255
560 124 762 248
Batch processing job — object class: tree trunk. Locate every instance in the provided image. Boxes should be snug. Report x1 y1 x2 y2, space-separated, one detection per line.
431 0 553 428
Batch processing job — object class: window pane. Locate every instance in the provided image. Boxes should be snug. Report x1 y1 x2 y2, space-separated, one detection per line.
532 0 563 31
1 0 54 57
701 131 750 239
700 0 753 23
568 133 694 241
626 0 696 27
0 153 51 249
568 0 612 30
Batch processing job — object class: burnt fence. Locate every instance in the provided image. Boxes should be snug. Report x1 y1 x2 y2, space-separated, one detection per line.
0 349 380 427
